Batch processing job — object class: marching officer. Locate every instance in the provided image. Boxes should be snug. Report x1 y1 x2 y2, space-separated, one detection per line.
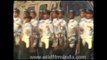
79 9 87 32
38 10 45 48
51 9 60 47
66 10 78 56
84 9 93 49
14 8 23 59
14 8 23 46
38 10 45 38
80 9 93 59
22 15 33 49
18 15 33 59
75 9 87 56
80 9 93 48
40 10 54 50
86 9 94 59
67 10 78 48
57 9 67 46
30 10 39 48
38 10 45 56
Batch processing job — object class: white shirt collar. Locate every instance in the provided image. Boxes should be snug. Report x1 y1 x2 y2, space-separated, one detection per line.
85 19 93 22
58 18 64 22
69 19 75 21
81 17 86 21
31 18 37 21
53 18 58 21
59 18 63 20
45 19 50 21
14 17 19 20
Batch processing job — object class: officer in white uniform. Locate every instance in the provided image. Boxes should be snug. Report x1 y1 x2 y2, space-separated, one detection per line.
57 9 67 45
38 10 45 36
38 10 45 48
14 8 23 45
40 10 54 49
30 10 39 47
50 9 60 47
22 16 33 48
81 9 93 49
79 9 87 30
67 10 78 48
78 9 87 47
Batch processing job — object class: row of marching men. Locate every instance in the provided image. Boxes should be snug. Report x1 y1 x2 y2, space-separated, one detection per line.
13 8 94 59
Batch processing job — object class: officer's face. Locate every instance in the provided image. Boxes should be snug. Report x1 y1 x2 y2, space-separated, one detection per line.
14 11 19 17
58 13 63 18
69 13 75 19
43 14 50 20
24 18 30 23
30 13 36 18
51 12 58 18
86 13 93 19
80 12 86 18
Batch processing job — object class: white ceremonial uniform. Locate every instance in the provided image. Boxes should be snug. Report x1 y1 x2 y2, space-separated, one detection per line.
38 20 44 31
38 19 45 37
38 19 45 47
67 19 78 41
30 18 39 46
53 18 60 38
52 18 60 47
79 17 86 29
22 22 33 48
40 19 53 49
79 17 86 44
58 18 67 37
31 18 38 28
58 18 67 45
80 19 93 49
14 17 23 45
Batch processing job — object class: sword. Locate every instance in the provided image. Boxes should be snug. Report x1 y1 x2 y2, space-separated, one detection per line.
75 23 80 56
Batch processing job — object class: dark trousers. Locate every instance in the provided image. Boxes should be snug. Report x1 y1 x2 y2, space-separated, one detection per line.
14 45 19 59
35 38 40 48
18 41 29 59
79 39 93 59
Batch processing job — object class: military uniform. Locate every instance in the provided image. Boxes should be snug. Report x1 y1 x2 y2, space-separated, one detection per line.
80 19 93 49
80 9 94 49
38 19 44 30
38 10 45 48
40 19 53 49
57 9 67 45
58 18 67 45
67 19 78 47
79 17 86 28
31 18 38 29
38 19 45 48
79 17 87 43
31 18 39 47
50 9 60 47
52 18 60 47
14 17 23 45
22 22 33 48
66 10 78 56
